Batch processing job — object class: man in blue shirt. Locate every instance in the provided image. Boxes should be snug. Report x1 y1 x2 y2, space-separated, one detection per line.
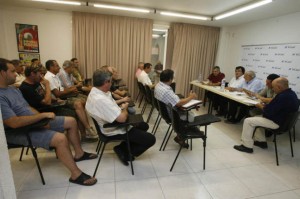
234 77 299 153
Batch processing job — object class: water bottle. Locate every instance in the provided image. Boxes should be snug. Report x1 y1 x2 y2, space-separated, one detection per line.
197 74 202 82
221 78 226 91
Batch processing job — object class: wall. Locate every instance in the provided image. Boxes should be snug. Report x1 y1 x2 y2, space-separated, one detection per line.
216 11 300 81
0 6 72 65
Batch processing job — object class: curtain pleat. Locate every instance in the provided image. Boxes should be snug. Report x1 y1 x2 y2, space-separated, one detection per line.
72 12 152 97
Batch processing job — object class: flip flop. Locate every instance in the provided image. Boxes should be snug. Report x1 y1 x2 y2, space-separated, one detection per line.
69 172 97 186
74 151 97 162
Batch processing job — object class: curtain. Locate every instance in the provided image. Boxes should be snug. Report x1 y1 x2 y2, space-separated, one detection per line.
166 23 220 98
72 12 152 97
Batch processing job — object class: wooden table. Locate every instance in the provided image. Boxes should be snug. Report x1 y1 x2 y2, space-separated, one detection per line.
190 80 259 113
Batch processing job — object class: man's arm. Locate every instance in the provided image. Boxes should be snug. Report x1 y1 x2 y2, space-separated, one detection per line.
40 76 52 105
176 91 197 106
52 86 78 98
115 102 129 123
4 112 55 129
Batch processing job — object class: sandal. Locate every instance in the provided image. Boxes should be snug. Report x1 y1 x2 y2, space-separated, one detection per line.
69 172 97 186
74 151 97 162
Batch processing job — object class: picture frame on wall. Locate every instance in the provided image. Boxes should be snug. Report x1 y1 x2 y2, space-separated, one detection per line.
15 23 39 53
19 53 40 66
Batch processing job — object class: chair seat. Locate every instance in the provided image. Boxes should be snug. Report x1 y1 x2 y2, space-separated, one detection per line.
181 127 205 139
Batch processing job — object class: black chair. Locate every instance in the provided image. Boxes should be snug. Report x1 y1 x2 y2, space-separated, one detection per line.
252 111 300 166
144 85 155 123
91 114 144 177
168 104 221 171
5 118 51 185
150 90 161 135
156 99 173 151
136 82 146 108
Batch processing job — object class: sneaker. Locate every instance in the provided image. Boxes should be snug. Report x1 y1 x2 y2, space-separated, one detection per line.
233 145 253 153
254 141 268 149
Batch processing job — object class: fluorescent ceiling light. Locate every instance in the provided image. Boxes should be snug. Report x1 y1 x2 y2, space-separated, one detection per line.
214 0 272 20
152 34 160 38
93 4 151 13
152 29 168 32
160 11 209 21
32 0 81 5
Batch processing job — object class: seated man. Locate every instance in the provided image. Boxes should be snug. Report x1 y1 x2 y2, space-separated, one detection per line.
11 59 25 88
0 58 97 186
86 69 156 166
234 77 299 153
154 69 197 148
44 60 98 139
70 57 84 83
226 70 264 123
135 62 144 79
19 64 96 142
138 63 155 88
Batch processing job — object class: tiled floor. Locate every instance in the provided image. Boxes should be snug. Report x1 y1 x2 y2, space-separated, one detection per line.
8 105 300 199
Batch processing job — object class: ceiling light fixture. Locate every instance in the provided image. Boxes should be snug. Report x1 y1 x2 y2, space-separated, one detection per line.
152 34 160 38
152 29 168 32
32 0 81 6
214 0 273 20
160 11 209 21
93 3 151 13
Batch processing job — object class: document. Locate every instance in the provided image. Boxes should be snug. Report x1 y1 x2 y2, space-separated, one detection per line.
182 99 202 108
243 99 259 105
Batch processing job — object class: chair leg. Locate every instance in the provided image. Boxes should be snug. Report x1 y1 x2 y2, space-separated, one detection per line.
26 147 30 155
135 91 140 103
19 146 25 161
274 134 279 166
170 145 183 171
288 130 294 157
96 141 103 155
151 115 161 134
96 139 101 152
293 126 296 142
125 132 134 175
141 101 147 114
153 117 162 135
93 143 106 177
163 129 173 151
190 139 192 151
146 106 154 123
138 95 144 108
159 125 171 151
203 138 206 170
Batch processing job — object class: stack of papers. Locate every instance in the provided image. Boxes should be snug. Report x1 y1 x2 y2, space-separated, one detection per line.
182 99 202 108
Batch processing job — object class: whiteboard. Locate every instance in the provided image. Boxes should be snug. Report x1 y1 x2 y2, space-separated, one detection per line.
240 44 300 98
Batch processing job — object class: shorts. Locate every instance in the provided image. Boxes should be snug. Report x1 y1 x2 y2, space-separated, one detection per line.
5 116 65 150
66 94 87 109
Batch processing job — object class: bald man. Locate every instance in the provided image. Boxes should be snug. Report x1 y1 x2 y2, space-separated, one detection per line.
234 77 299 153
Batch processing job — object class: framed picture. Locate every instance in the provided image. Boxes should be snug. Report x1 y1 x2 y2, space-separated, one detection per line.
19 53 40 66
15 23 39 53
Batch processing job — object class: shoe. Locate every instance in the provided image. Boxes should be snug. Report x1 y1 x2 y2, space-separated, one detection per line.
174 137 189 149
86 127 99 139
113 147 129 166
233 145 253 153
254 141 268 149
265 130 273 138
225 118 239 124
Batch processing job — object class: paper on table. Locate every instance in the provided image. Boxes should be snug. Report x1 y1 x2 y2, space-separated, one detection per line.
243 99 259 105
182 99 202 108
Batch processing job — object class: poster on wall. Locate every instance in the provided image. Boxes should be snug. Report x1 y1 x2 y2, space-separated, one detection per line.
15 23 39 53
19 53 40 66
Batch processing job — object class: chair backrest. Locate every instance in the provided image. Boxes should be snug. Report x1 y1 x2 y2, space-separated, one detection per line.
91 117 109 142
144 85 153 104
167 103 185 134
137 81 146 95
277 111 299 133
157 99 172 124
150 88 159 111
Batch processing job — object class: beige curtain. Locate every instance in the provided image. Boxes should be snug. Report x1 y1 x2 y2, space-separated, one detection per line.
166 23 220 98
72 12 152 97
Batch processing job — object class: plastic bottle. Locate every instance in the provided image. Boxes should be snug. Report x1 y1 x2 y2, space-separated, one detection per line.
198 74 202 82
221 78 226 91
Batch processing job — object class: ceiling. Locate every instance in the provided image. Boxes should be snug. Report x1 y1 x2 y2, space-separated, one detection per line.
1 0 300 27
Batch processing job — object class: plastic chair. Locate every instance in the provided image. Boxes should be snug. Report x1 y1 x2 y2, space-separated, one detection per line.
253 110 300 166
168 104 221 171
144 85 155 122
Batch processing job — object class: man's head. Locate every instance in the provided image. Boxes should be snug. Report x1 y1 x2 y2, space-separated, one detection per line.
0 58 17 86
31 58 40 65
266 74 280 88
110 67 119 80
45 60 60 74
93 69 112 92
235 66 245 78
143 63 152 74
160 69 174 84
71 58 79 67
138 62 144 70
24 64 43 83
62 60 74 74
11 59 24 74
272 77 289 94
244 71 256 82
212 66 220 76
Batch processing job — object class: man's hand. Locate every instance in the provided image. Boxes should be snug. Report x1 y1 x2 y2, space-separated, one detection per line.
189 90 197 99
67 86 79 94
120 102 129 110
41 112 55 119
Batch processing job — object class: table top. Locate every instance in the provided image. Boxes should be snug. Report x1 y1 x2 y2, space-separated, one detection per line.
190 80 259 106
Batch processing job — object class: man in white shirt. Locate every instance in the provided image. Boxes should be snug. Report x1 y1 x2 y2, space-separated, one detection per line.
137 63 154 87
11 59 25 87
135 62 144 79
86 69 156 166
226 66 245 91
